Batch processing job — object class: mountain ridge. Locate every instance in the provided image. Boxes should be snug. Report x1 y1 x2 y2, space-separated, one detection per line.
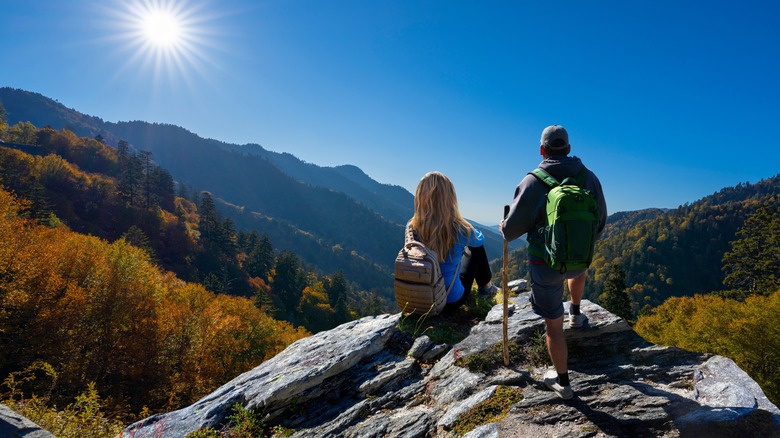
586 174 780 307
0 87 521 297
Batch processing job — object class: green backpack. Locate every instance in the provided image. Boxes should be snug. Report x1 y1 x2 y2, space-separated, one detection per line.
529 167 599 272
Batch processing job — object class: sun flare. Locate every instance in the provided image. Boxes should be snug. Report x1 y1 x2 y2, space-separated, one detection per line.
130 2 192 54
103 0 218 86
141 10 183 48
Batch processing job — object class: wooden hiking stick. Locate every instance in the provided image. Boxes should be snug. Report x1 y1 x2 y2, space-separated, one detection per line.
502 205 510 366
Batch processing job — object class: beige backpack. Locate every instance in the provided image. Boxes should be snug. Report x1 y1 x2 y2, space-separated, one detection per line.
393 224 459 315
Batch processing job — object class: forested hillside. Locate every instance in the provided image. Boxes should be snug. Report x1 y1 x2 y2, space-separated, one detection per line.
599 208 668 239
0 88 402 298
588 176 780 311
491 176 780 314
633 198 780 404
0 87 519 272
0 183 309 419
83 120 405 289
0 124 374 333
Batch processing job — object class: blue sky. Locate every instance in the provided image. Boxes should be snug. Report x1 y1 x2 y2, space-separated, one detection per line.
2 0 779 225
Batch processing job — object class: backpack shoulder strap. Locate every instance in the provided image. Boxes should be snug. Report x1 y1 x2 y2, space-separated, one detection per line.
560 168 588 187
445 257 462 294
404 222 416 245
576 167 588 186
529 168 560 188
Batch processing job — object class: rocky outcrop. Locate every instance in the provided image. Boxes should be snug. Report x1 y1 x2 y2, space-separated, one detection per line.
123 293 780 437
0 404 55 438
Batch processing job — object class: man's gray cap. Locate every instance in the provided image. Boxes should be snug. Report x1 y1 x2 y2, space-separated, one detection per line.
540 125 569 151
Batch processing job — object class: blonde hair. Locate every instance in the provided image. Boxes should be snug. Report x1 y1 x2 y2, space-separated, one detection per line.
410 171 473 260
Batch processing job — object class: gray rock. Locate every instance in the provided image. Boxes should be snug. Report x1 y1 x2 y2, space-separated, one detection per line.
507 278 527 292
407 335 433 359
693 355 780 414
123 313 401 437
427 362 484 405
345 405 435 438
675 406 780 437
123 293 780 438
0 404 55 438
463 422 500 438
420 342 449 362
437 385 498 429
358 358 416 395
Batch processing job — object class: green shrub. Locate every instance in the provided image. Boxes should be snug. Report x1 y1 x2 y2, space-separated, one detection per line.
3 362 124 438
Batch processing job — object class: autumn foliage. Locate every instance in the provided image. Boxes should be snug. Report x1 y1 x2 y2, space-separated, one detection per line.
0 186 308 417
635 290 780 405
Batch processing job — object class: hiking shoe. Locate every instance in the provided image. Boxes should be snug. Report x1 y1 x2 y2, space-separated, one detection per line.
478 283 500 296
543 369 574 400
569 312 587 328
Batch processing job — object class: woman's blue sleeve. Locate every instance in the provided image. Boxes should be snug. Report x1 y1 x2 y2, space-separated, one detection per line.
469 228 485 247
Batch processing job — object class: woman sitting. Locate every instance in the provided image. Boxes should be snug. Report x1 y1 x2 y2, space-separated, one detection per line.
409 171 499 312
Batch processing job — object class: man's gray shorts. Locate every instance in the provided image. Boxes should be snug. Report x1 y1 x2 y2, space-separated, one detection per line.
528 262 587 319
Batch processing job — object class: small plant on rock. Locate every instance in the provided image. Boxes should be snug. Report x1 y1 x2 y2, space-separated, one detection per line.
451 385 523 436
456 328 550 374
226 403 265 438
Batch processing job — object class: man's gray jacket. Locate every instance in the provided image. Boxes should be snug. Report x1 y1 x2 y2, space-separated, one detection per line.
501 155 608 250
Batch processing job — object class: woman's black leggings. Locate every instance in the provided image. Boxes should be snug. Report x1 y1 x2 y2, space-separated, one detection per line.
444 245 493 310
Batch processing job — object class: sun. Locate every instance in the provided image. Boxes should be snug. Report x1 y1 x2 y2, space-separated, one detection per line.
141 10 183 48
129 2 193 55
102 0 217 86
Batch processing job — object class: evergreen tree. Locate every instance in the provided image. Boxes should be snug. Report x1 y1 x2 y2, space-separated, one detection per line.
236 229 251 251
117 140 141 206
176 182 189 201
198 192 220 243
245 233 275 281
219 217 239 258
151 166 175 210
363 291 385 316
326 271 350 324
0 101 7 140
139 150 153 208
722 200 780 297
599 264 633 322
253 284 275 313
121 225 158 263
202 272 224 294
272 251 307 320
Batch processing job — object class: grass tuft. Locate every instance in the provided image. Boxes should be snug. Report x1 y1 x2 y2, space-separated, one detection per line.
398 287 498 345
456 328 550 373
451 385 523 436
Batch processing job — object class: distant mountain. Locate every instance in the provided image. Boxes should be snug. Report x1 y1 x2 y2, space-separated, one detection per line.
0 88 400 295
600 208 668 239
0 87 514 294
204 138 521 260
219 143 414 226
471 220 526 254
0 88 109 140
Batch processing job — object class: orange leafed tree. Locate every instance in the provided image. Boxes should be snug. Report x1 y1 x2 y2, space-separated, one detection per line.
0 184 309 417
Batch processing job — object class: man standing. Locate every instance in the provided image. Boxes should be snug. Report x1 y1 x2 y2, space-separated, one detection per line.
500 125 607 399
